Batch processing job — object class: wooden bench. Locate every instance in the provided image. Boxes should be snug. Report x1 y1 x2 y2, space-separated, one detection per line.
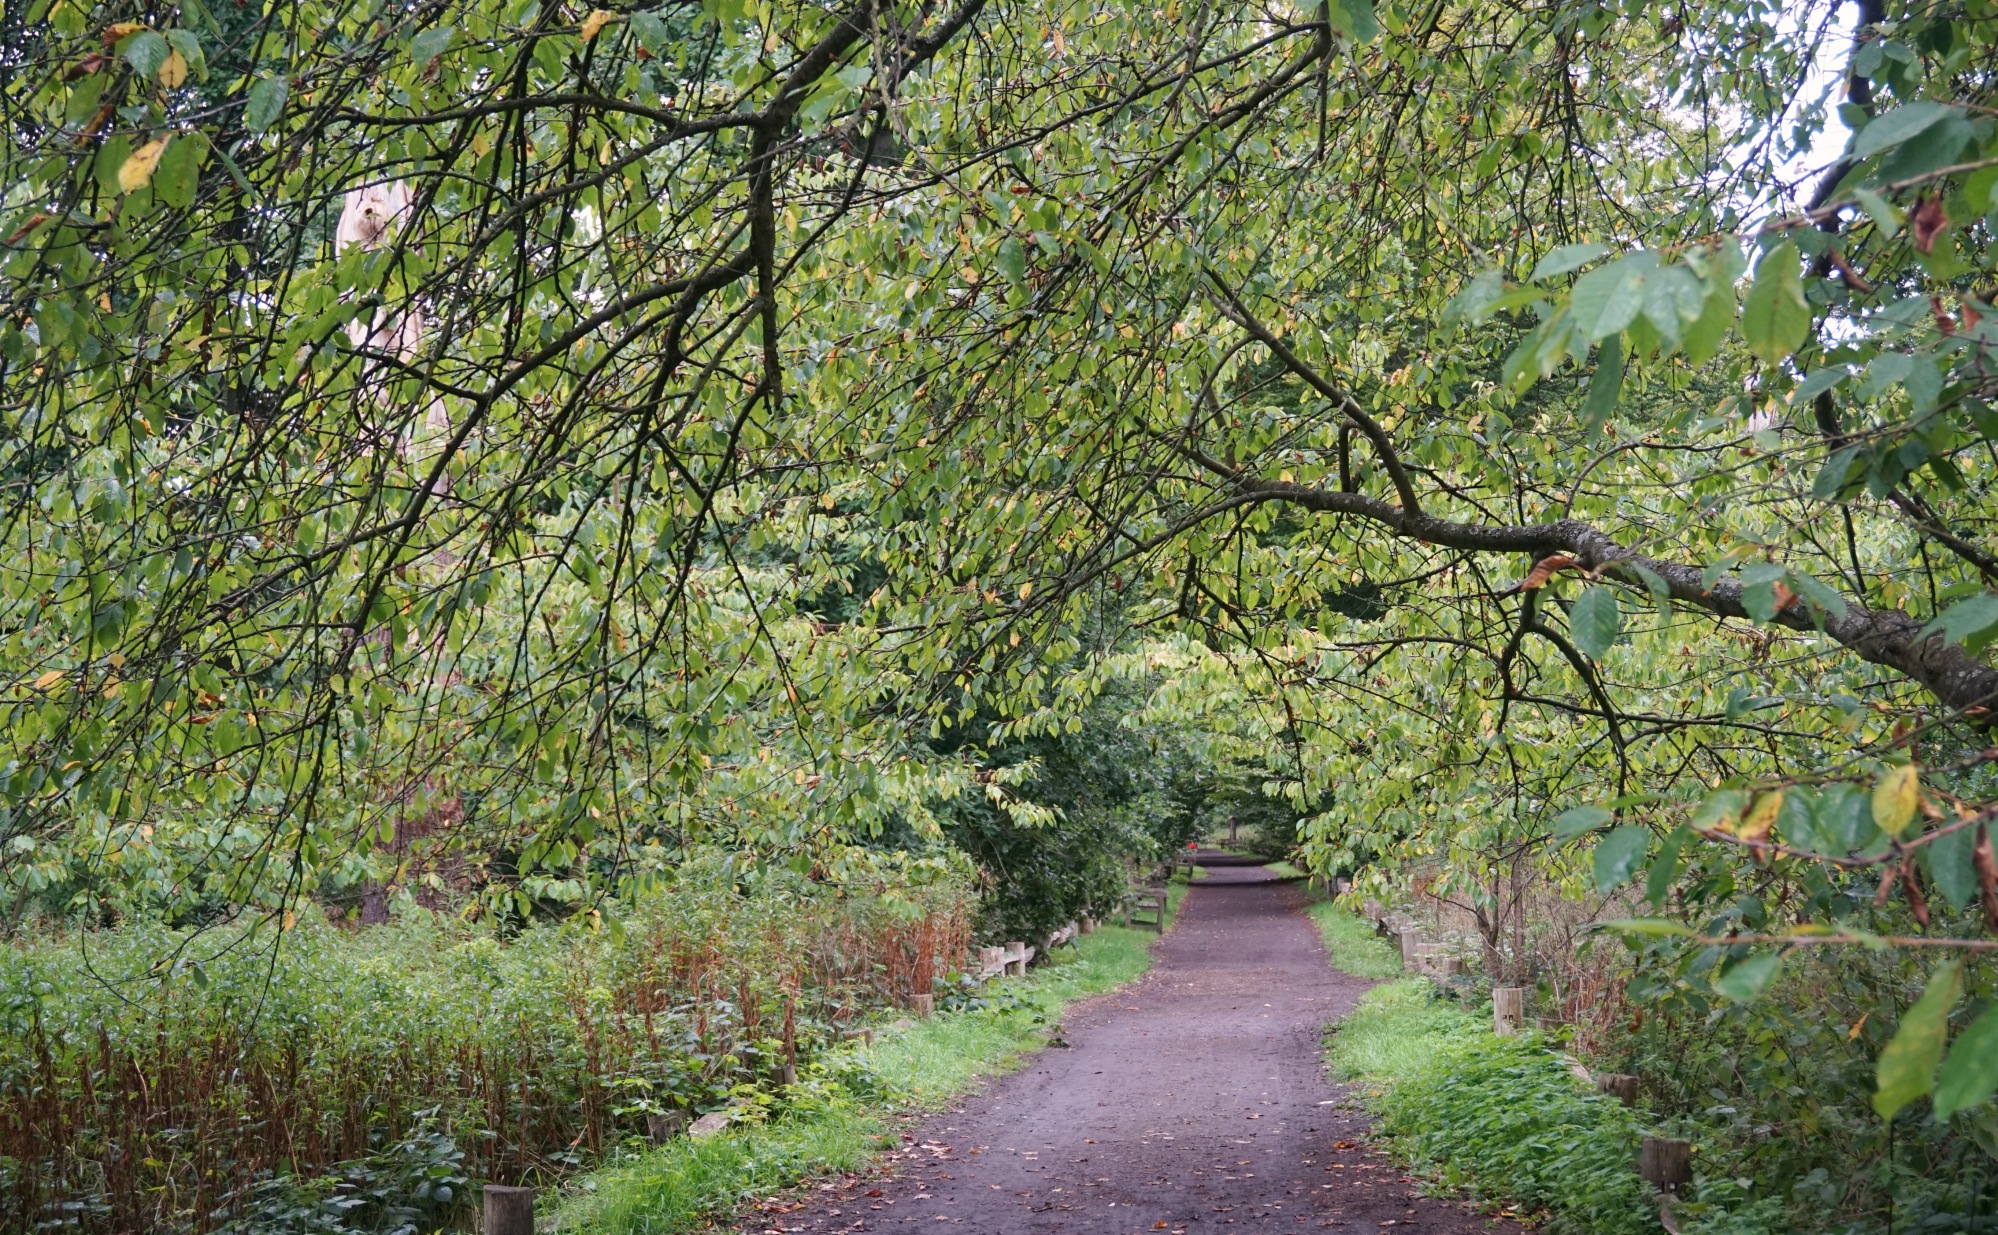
1126 886 1167 932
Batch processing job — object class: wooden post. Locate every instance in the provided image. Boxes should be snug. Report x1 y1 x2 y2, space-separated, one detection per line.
484 1185 535 1235
1080 917 1096 934
1596 1073 1639 1107
1492 987 1524 1036
909 993 935 1019
1639 1137 1692 1193
1440 957 1465 977
1399 929 1422 968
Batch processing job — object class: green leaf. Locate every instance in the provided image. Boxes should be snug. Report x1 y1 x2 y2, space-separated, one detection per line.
1741 241 1811 364
1592 825 1650 891
1598 917 1693 937
1855 187 1902 238
1553 804 1612 840
1852 101 1953 159
1628 562 1671 602
1792 365 1850 407
120 30 170 78
1740 562 1789 622
245 75 288 135
1692 789 1750 831
1327 0 1379 43
1815 783 1881 853
408 25 456 65
1935 999 1998 1119
163 29 207 81
629 9 670 49
1814 444 1865 501
1875 959 1964 1119
1681 271 1737 365
1922 821 1979 910
1646 826 1689 906
996 237 1026 283
1921 594 1998 653
1531 242 1609 282
1569 585 1621 658
1568 255 1652 341
1579 334 1624 431
153 132 206 209
1443 269 1503 326
1640 265 1704 342
1713 952 1783 1002
1786 569 1849 622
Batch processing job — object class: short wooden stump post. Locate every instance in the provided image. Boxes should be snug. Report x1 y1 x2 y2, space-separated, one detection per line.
909 993 935 1019
484 1184 535 1235
1080 917 1096 934
1492 986 1524 1036
1597 1073 1639 1107
1640 1136 1692 1194
1399 929 1423 969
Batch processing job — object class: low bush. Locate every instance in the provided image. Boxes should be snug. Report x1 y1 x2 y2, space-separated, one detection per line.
1623 941 1998 1235
0 850 974 1235
1329 980 1654 1235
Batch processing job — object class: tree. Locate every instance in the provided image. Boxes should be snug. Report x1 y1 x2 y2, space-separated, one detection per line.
9 0 1998 1118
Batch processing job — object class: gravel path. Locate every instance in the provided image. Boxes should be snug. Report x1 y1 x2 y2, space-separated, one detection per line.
743 855 1521 1235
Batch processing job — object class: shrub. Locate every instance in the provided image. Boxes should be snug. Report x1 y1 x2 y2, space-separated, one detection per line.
0 850 973 1235
1331 980 1654 1235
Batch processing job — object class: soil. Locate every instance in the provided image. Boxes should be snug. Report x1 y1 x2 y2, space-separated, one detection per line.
741 854 1524 1234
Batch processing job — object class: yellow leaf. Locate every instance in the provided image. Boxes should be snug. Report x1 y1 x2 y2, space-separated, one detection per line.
1872 763 1921 838
1736 790 1782 843
34 669 65 690
119 137 168 193
579 8 612 40
157 48 187 87
103 21 146 38
1017 581 1033 601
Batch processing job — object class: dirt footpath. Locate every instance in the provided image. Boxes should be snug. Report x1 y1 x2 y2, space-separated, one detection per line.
744 857 1520 1234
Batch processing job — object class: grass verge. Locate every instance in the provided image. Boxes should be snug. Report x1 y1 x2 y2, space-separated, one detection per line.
552 914 1174 1234
1326 980 1654 1235
1289 881 1402 980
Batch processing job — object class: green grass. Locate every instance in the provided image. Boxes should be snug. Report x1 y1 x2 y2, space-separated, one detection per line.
1325 980 1654 1235
1300 890 1404 980
551 920 1166 1234
1326 975 1479 1078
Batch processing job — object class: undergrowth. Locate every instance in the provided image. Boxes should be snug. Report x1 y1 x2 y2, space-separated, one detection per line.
551 919 1162 1234
1327 979 1655 1235
0 850 974 1234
